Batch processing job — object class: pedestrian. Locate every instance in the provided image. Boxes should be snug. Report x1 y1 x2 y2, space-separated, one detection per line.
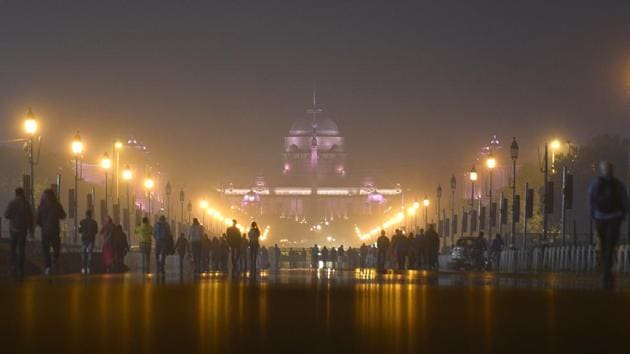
321 246 329 268
135 216 153 274
202 234 211 272
489 234 504 270
425 224 440 270
376 230 390 273
153 215 173 274
240 233 248 272
272 243 280 271
337 245 345 270
4 187 34 279
416 229 426 269
311 244 319 269
407 233 417 269
226 219 242 275
111 224 129 273
100 216 115 272
359 243 368 270
260 246 269 269
37 188 66 275
392 229 408 271
188 218 204 273
248 222 261 275
588 161 629 289
330 247 337 269
175 232 189 274
79 209 98 275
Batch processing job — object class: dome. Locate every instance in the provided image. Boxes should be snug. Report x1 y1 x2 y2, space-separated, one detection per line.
289 117 340 136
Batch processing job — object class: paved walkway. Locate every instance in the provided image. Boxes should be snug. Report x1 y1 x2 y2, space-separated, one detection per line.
1 270 629 353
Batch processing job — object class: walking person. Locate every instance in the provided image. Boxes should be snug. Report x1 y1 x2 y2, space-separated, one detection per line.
100 216 115 272
188 218 204 273
226 219 242 275
175 232 189 274
4 187 34 279
248 222 261 275
489 234 504 271
37 188 67 275
79 210 98 275
153 215 173 274
376 230 390 273
588 161 629 289
135 217 153 274
425 224 440 270
111 224 129 273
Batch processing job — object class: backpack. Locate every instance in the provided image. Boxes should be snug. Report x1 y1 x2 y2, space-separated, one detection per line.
594 177 623 214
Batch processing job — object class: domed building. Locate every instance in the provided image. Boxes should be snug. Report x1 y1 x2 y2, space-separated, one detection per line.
218 96 401 245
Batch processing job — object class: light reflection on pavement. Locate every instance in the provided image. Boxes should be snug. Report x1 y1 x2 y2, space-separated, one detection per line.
1 270 630 354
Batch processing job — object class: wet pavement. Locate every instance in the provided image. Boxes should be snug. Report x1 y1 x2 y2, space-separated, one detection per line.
1 270 630 354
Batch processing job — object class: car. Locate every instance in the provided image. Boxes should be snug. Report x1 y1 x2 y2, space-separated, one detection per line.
448 237 488 271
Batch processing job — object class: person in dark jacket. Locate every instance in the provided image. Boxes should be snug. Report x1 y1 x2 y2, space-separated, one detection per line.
248 222 261 275
4 187 34 278
79 209 98 275
424 224 440 270
153 215 172 274
376 230 390 273
175 232 189 274
226 219 242 275
588 161 630 289
111 224 129 273
37 188 66 275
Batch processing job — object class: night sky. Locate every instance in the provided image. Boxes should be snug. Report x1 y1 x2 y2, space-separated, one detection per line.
1 0 630 194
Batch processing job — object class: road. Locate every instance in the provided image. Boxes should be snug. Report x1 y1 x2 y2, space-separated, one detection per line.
1 270 629 354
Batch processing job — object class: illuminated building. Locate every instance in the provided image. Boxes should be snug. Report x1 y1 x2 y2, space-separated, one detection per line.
219 95 402 244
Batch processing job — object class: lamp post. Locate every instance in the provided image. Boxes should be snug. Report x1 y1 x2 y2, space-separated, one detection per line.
436 184 442 229
122 165 132 242
71 132 84 243
200 199 209 225
412 200 420 231
179 188 185 225
469 165 478 235
187 201 192 224
100 152 112 214
165 181 172 221
144 177 154 216
114 141 123 203
486 154 497 237
510 138 519 246
450 175 456 247
422 196 430 228
23 108 38 207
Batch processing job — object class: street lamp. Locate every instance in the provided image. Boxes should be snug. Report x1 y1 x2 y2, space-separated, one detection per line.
422 195 430 227
187 200 192 224
122 165 133 240
144 177 154 216
71 132 84 243
510 137 519 246
469 165 477 235
486 154 497 237
436 184 442 231
100 152 112 213
23 108 39 206
450 175 456 246
550 138 561 173
179 188 185 225
165 181 172 221
200 199 209 225
114 140 123 202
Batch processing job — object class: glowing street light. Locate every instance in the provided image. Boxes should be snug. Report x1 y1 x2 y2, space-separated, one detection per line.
486 153 496 237
122 165 133 239
100 152 112 213
423 195 430 227
144 177 154 215
23 108 39 207
469 164 477 235
71 131 84 243
200 199 209 225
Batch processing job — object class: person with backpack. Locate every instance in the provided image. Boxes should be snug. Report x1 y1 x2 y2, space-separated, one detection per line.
4 187 34 279
153 215 173 274
37 188 67 275
588 161 629 289
79 209 98 275
135 217 153 274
